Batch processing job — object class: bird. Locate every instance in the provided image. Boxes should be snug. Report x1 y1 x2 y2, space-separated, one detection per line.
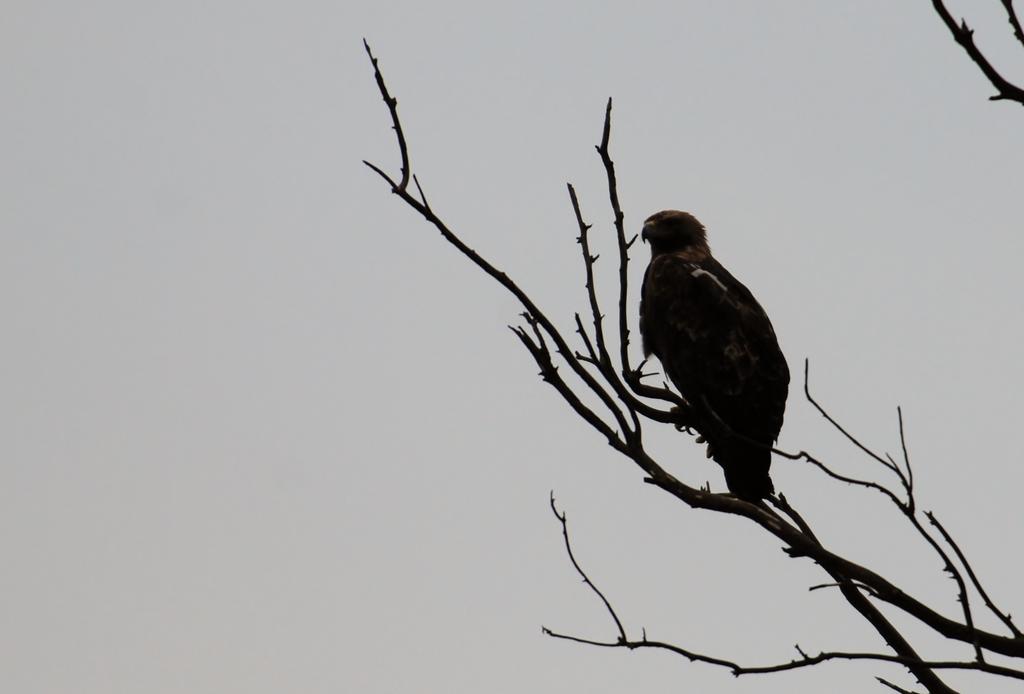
639 210 789 501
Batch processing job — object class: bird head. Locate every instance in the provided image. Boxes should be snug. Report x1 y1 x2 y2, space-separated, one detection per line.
641 210 709 255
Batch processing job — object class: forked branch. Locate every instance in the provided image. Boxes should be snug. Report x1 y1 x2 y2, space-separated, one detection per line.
364 42 1022 693
931 0 1024 105
544 496 1023 686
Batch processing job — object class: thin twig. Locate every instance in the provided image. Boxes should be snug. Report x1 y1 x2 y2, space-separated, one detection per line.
878 677 925 694
570 184 609 368
927 511 1022 639
596 99 632 381
593 100 682 410
573 313 600 364
548 495 626 641
804 360 907 486
907 510 984 663
566 181 683 427
1002 0 1024 49
567 184 642 436
930 1 1024 105
546 630 1024 681
897 406 915 505
363 40 410 190
510 317 626 454
808 582 881 599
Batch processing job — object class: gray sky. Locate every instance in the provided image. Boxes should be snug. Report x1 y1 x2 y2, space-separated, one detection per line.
3 1 1023 692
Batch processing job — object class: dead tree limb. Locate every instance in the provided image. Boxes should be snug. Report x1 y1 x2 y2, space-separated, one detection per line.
544 496 1024 685
931 0 1024 105
363 41 1023 692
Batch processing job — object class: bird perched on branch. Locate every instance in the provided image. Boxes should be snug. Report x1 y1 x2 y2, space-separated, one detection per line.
639 210 789 501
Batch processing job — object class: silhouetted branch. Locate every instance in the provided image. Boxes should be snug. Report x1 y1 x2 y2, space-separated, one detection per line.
363 40 410 191
510 314 627 454
567 182 680 428
548 494 626 641
364 53 638 447
876 679 925 694
878 676 924 694
364 43 1023 693
596 100 634 383
544 495 1023 688
804 360 909 493
571 184 609 369
1003 0 1024 48
798 362 986 663
573 313 600 365
931 1 1024 105
897 407 916 506
595 102 682 409
927 511 1023 639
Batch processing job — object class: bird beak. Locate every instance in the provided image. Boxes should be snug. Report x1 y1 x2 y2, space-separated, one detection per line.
641 225 650 244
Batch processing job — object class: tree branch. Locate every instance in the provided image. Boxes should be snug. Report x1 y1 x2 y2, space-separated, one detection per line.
544 496 1022 690
567 182 681 428
365 44 1023 693
804 360 909 491
926 511 1023 638
930 1 1024 105
363 40 410 190
510 315 627 454
1002 0 1024 49
548 494 627 641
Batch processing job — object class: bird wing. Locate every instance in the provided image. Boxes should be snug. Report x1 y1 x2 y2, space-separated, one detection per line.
641 252 789 442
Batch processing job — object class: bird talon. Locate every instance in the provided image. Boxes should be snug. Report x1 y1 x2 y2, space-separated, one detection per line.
669 405 691 430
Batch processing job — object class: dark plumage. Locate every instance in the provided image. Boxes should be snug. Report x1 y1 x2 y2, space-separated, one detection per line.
639 210 789 501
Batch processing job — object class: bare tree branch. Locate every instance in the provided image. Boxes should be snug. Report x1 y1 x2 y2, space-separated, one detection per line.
568 188 682 428
571 184 609 370
1001 0 1024 49
596 100 634 381
803 360 909 490
794 365 989 664
363 40 410 190
364 42 1024 692
364 50 638 447
543 495 1023 688
510 315 627 454
548 494 627 641
897 407 916 507
931 1 1024 105
595 101 682 410
927 511 1023 639
878 676 926 694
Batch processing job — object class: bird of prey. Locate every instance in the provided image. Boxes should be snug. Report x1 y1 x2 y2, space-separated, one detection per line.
639 210 789 501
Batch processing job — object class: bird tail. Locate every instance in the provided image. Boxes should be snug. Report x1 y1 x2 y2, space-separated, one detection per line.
716 440 774 502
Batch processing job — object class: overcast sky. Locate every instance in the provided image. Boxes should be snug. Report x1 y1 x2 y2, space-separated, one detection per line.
3 2 1023 693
